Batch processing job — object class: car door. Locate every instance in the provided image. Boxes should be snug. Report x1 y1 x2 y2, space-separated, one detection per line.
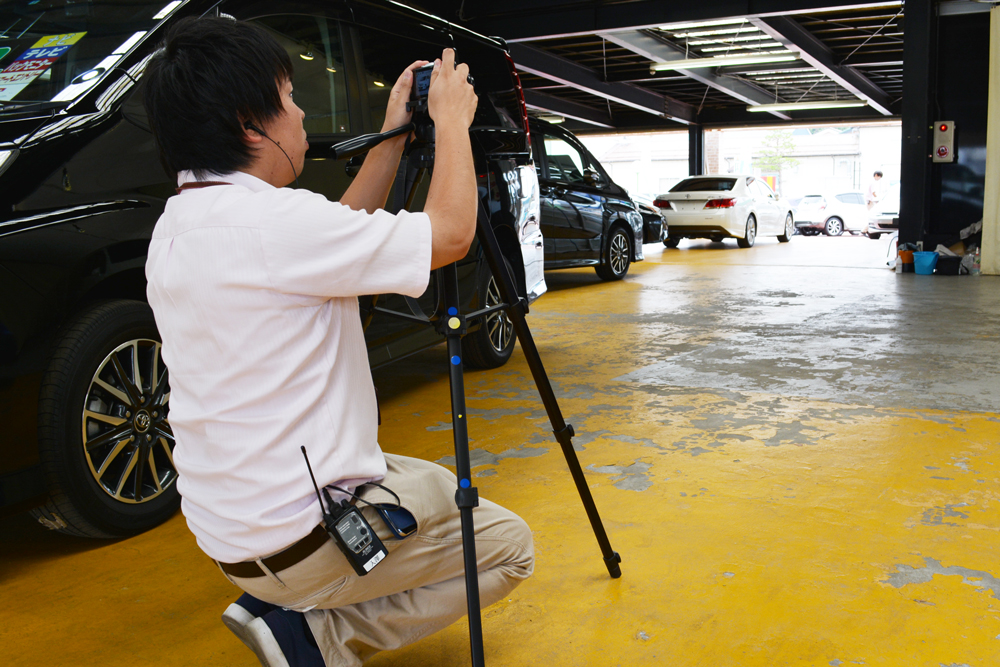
537 130 606 266
834 192 868 231
750 180 781 232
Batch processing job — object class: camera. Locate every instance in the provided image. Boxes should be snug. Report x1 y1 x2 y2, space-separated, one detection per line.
412 63 434 101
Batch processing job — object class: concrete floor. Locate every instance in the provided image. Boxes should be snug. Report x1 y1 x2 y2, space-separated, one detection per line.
3 235 999 666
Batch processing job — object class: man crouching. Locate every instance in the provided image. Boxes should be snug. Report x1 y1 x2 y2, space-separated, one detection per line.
142 16 533 667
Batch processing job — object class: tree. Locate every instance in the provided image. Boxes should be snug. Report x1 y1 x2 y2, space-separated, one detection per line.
754 129 800 173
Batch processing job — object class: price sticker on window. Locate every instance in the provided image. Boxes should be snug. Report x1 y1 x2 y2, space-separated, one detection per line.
0 32 86 101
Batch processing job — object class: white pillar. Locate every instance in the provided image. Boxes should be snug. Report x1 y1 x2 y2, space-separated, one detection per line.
983 7 1000 274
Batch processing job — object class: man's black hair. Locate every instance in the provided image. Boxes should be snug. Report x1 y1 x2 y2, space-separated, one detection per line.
143 16 294 177
873 170 883 177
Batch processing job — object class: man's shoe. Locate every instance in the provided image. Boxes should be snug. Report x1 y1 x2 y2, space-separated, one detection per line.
242 608 325 667
222 593 278 652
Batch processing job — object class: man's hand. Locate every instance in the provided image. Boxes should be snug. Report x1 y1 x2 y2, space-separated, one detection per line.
380 60 431 134
423 48 478 269
427 48 478 129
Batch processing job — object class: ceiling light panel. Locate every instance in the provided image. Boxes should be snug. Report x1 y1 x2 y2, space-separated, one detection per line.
700 43 783 52
657 18 747 31
688 35 774 46
668 27 758 38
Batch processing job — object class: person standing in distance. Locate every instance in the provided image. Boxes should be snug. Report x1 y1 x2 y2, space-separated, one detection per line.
142 17 533 667
866 170 884 210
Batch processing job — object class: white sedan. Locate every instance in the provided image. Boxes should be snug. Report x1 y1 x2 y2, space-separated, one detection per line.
793 191 870 236
654 175 794 248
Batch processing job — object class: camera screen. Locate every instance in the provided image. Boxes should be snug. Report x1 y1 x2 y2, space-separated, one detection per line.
413 66 432 99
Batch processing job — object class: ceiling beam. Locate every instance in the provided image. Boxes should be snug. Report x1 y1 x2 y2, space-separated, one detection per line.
523 90 614 128
750 16 894 115
598 30 793 121
509 43 696 124
459 0 903 42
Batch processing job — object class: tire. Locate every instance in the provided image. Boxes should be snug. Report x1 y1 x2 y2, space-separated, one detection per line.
596 226 632 281
737 215 757 248
462 258 517 370
869 232 881 240
777 213 794 243
29 300 177 538
825 217 844 236
663 238 680 249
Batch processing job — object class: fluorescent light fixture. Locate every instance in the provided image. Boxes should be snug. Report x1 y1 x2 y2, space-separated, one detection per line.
650 52 798 72
747 100 869 112
658 18 746 31
153 1 183 20
373 80 385 87
700 43 782 52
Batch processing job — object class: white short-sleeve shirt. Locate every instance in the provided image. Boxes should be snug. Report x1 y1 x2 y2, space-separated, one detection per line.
145 170 432 562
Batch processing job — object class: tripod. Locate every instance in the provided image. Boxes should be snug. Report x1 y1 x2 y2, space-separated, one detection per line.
332 122 622 667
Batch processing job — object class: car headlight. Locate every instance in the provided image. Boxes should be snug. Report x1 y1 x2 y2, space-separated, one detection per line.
0 149 19 179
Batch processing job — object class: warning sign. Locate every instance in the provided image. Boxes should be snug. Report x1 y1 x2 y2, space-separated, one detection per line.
0 32 86 101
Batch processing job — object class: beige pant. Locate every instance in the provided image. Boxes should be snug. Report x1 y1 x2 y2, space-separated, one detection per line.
224 454 534 667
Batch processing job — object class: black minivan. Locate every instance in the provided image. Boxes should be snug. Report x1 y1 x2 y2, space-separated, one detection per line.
0 0 544 537
530 118 643 281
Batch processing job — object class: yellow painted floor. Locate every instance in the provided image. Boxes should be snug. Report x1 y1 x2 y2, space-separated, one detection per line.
3 236 999 666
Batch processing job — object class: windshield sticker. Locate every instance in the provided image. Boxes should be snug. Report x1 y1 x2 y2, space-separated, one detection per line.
0 47 10 62
0 32 86 101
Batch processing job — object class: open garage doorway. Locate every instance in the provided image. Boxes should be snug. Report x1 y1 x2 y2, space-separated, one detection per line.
576 120 901 252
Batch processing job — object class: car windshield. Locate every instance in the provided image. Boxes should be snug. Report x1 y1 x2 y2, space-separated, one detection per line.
0 0 178 107
670 178 736 192
800 195 825 205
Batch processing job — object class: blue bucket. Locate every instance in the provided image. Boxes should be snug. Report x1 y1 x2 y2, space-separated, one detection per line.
913 251 938 275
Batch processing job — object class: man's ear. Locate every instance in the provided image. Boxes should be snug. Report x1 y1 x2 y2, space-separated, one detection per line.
241 120 265 145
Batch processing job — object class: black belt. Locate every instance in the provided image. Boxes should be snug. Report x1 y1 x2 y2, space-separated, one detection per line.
216 524 329 578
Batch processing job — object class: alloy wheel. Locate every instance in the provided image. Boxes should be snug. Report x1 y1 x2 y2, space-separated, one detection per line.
784 215 794 238
746 218 757 246
485 274 514 354
82 339 174 503
610 231 629 275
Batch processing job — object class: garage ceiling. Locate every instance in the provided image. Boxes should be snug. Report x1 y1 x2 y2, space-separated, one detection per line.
421 0 918 131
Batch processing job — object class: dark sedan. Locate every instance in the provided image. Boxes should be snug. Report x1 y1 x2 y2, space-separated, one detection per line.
633 195 668 244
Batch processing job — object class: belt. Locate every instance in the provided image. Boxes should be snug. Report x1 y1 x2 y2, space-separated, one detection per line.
216 524 330 579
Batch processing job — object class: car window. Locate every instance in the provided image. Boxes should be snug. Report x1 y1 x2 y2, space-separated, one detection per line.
543 134 587 183
801 195 825 205
671 178 736 192
757 180 775 198
355 25 441 132
0 0 179 105
250 16 351 135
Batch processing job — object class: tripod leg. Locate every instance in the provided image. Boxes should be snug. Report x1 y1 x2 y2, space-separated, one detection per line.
440 263 487 667
474 200 622 579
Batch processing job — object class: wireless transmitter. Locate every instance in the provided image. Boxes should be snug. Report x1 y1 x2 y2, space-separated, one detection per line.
301 447 387 577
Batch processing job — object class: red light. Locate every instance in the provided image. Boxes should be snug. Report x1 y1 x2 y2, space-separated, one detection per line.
704 198 736 209
939 124 948 132
653 198 674 210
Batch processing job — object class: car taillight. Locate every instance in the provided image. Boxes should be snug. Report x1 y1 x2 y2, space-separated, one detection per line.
653 198 674 210
504 51 530 146
704 198 736 209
